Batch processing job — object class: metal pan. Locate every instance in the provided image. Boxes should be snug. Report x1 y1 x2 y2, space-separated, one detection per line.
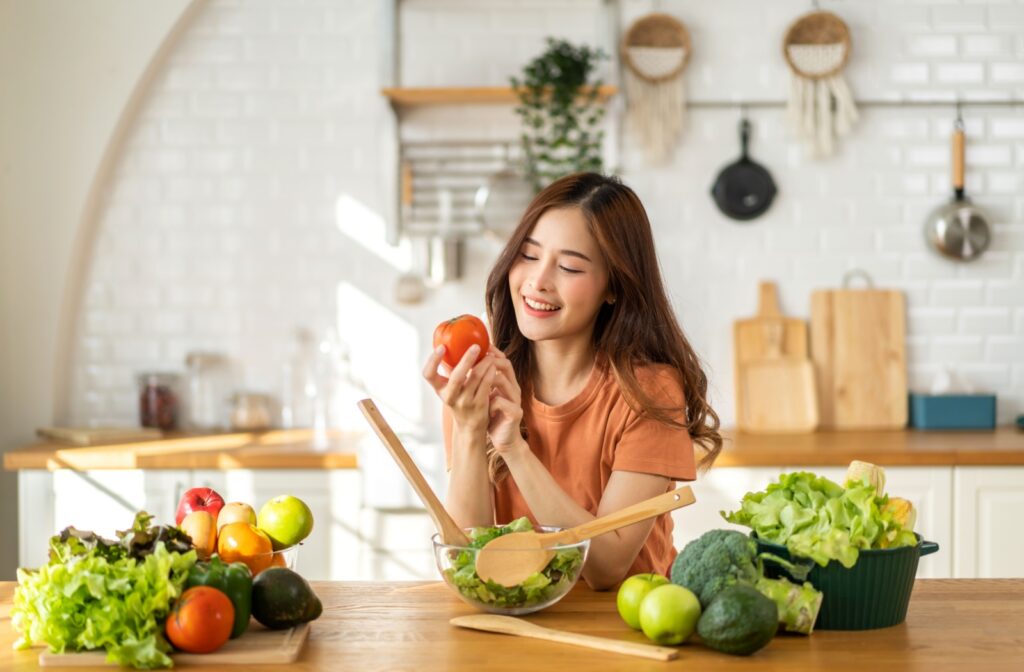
923 115 991 261
710 118 777 221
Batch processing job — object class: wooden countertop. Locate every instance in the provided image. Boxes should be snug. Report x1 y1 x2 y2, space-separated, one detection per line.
2 579 1022 670
2 429 360 471
715 426 1024 467
4 427 1022 472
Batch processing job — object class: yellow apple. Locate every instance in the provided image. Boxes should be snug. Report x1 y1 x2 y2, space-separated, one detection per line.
217 502 257 532
181 510 217 559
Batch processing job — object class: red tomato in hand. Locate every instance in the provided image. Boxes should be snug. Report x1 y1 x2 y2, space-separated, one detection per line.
165 586 234 654
433 314 490 369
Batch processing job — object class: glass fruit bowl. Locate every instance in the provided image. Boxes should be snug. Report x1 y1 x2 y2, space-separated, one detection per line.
432 526 589 616
249 543 300 575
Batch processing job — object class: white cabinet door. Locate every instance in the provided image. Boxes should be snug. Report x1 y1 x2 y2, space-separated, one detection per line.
954 467 1024 578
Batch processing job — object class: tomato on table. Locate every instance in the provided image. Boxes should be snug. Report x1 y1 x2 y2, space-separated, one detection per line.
165 586 235 654
433 314 490 369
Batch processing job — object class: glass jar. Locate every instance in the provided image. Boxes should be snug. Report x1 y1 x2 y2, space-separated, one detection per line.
230 392 274 431
184 352 231 431
138 372 180 431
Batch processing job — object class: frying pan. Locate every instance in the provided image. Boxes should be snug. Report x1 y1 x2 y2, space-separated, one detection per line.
711 118 777 221
923 116 991 261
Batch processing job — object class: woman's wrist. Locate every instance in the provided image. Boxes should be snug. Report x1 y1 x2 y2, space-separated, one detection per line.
495 436 530 464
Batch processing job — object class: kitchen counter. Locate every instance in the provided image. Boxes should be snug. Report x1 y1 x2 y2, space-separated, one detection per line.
5 427 1022 472
1 579 1022 670
2 429 361 471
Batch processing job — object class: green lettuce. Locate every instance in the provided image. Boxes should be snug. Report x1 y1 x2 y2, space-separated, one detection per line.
444 517 583 609
12 512 197 669
722 471 918 568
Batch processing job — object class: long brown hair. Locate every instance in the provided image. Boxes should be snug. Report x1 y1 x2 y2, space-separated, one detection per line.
484 172 722 482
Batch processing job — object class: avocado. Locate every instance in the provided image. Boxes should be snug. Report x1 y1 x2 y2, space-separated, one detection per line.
697 585 778 656
251 567 323 629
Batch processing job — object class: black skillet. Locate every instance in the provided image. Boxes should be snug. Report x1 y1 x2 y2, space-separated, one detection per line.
711 118 777 221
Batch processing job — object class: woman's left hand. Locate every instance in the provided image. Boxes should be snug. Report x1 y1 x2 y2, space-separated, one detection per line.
486 349 525 455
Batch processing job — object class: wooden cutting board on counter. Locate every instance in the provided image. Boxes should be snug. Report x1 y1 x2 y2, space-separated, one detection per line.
734 281 818 433
38 623 309 667
810 275 908 429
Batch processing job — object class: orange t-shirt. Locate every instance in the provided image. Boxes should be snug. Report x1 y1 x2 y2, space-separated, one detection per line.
443 356 696 577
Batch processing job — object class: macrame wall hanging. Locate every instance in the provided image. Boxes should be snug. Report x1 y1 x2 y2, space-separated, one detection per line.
622 13 691 164
783 10 858 158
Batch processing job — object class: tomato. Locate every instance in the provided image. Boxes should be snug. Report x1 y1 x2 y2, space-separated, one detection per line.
217 522 274 576
165 586 234 654
433 314 490 369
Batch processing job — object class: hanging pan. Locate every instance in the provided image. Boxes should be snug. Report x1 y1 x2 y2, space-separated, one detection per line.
923 113 991 261
711 117 777 221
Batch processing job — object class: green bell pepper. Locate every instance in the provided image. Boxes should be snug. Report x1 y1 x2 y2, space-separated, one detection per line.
185 554 253 638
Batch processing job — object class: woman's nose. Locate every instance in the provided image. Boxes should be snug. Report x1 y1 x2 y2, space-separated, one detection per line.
527 261 556 292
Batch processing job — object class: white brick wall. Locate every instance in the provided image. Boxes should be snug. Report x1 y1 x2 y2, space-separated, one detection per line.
72 0 1024 437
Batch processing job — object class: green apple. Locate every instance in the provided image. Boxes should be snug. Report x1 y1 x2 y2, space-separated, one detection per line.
257 495 314 550
617 573 670 630
638 584 701 646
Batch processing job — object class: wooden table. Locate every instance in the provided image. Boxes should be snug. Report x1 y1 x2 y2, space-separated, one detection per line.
2 580 1022 670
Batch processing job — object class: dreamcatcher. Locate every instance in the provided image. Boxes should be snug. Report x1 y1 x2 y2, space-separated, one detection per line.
783 10 858 158
622 13 691 164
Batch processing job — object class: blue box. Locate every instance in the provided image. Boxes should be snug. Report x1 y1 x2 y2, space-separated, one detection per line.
908 393 996 430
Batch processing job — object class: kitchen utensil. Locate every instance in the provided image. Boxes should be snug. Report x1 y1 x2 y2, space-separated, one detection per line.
734 280 808 363
475 485 695 587
35 426 162 446
357 399 469 546
710 117 777 221
758 534 939 630
622 13 691 164
810 269 908 429
473 144 533 242
783 10 858 157
395 161 427 304
39 623 310 666
736 322 819 433
450 614 679 662
923 113 991 261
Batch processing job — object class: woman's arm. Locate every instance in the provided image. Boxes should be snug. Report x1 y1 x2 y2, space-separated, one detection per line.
501 440 671 590
442 408 494 528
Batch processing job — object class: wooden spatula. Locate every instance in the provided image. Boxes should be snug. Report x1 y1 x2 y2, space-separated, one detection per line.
358 399 469 546
475 485 695 587
450 614 679 661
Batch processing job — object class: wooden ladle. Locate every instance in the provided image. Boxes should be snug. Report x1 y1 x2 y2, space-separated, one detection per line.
475 485 696 587
357 399 469 546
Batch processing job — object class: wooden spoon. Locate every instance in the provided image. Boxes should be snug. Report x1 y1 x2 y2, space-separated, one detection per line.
450 614 679 661
357 399 469 546
475 485 696 587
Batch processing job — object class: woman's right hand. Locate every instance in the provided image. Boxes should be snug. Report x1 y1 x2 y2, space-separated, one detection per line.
422 343 496 433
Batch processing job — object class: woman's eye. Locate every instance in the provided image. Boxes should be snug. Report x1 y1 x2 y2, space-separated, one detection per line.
520 253 538 261
559 266 582 274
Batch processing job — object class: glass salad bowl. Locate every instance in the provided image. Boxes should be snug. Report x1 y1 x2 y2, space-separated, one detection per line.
433 526 589 616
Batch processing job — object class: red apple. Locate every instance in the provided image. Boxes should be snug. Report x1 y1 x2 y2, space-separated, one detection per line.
176 487 225 526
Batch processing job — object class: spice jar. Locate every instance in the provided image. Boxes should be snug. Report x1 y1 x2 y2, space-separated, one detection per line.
230 392 273 431
138 372 180 431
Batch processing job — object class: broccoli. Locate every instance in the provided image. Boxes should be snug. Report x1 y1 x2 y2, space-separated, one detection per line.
670 529 823 635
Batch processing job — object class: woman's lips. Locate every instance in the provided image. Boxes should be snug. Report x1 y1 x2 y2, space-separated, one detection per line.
522 295 560 318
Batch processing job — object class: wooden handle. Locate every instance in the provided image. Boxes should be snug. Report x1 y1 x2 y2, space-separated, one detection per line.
450 616 678 662
952 128 964 192
757 281 781 317
554 485 695 544
400 161 413 207
357 399 469 546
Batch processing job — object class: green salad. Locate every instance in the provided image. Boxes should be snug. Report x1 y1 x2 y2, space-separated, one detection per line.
444 517 584 609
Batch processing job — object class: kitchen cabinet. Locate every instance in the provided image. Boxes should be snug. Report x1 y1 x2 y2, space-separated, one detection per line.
953 467 1024 578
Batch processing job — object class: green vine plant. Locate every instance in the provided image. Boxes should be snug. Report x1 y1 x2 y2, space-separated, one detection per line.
510 38 607 192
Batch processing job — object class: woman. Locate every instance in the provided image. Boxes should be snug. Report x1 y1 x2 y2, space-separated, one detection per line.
423 173 721 590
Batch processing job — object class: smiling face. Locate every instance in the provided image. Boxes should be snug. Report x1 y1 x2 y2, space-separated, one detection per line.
508 206 612 345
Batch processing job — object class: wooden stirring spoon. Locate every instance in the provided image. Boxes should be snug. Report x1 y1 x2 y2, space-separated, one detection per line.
476 485 696 587
358 399 469 546
450 615 679 661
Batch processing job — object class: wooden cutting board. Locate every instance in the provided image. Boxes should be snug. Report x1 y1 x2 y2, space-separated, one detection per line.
734 281 808 362
38 623 309 667
811 281 908 429
36 426 163 446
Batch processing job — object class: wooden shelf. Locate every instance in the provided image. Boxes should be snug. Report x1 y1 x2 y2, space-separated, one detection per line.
381 85 618 108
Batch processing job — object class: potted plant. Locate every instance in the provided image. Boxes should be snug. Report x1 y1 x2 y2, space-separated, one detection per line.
510 38 607 192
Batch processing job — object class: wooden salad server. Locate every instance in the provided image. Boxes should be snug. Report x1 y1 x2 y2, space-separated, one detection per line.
450 614 679 661
475 485 696 587
358 399 470 546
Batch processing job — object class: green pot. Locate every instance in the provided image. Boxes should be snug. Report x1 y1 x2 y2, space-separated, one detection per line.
755 533 939 630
